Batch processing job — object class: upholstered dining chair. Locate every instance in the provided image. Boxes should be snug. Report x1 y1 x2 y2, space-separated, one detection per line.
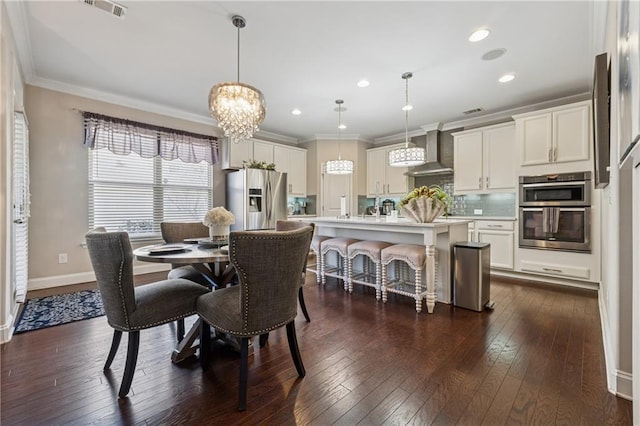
276 220 314 322
85 228 209 398
197 225 314 411
160 221 211 286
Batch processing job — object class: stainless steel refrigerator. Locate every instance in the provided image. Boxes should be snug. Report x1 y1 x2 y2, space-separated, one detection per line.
227 168 288 231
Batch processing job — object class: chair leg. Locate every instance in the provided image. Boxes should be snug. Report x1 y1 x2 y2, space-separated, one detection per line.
259 333 269 347
238 337 250 411
118 331 140 398
104 330 123 371
200 321 211 370
177 319 185 342
298 287 311 322
286 322 306 378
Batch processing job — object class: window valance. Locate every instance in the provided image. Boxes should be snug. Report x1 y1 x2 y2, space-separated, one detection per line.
83 111 219 164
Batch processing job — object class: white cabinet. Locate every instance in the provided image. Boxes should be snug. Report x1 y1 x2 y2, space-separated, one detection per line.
366 144 415 197
252 140 274 164
515 101 591 167
222 138 253 170
476 220 514 270
221 139 307 196
453 123 516 194
274 145 307 196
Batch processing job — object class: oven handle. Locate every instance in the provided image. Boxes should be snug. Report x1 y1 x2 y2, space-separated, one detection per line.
520 207 589 211
521 181 587 188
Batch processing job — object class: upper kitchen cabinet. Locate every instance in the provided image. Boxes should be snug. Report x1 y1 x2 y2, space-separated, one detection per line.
274 145 307 196
221 138 253 170
453 123 516 194
514 100 591 169
366 144 415 197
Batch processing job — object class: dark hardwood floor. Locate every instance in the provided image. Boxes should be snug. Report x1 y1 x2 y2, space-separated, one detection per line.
1 272 633 425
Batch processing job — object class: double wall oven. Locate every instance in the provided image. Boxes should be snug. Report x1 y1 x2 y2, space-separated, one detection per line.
519 171 591 253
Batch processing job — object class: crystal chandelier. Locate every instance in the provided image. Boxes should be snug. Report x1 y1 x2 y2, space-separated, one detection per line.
326 99 354 175
388 72 426 167
209 15 266 144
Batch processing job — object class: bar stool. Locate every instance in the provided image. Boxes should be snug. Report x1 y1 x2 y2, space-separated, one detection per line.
347 240 393 300
321 237 360 289
381 244 427 312
308 235 330 284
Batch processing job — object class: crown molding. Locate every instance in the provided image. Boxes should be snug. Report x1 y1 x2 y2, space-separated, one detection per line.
440 92 590 131
312 133 371 143
372 128 424 145
28 76 299 143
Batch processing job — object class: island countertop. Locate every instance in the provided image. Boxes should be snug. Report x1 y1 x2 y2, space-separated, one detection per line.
299 216 470 312
305 216 472 228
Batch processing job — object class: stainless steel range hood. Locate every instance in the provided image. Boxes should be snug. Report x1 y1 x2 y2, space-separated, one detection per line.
405 129 453 176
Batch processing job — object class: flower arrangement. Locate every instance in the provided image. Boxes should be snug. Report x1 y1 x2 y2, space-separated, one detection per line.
243 159 276 171
399 185 451 223
203 206 235 227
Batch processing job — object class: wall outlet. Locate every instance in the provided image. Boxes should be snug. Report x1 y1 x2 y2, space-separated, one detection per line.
474 209 483 215
58 253 68 264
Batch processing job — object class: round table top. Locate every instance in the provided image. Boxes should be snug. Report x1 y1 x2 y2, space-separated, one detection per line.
133 243 229 265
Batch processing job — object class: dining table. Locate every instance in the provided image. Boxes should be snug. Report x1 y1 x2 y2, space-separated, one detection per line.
133 240 236 363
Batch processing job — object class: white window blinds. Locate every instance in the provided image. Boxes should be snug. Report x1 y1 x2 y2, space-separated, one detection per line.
13 112 29 303
85 113 216 239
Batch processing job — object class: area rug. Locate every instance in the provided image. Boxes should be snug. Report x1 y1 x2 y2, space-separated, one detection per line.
14 289 104 334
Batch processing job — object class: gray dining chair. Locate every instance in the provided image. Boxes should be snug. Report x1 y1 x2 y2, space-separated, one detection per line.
161 221 213 341
197 225 314 411
85 228 209 398
160 221 211 286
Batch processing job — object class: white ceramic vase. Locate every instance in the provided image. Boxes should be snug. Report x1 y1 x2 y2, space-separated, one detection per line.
209 225 230 240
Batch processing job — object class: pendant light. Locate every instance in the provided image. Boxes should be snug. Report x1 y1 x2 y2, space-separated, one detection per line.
326 99 354 175
388 72 426 167
209 15 266 144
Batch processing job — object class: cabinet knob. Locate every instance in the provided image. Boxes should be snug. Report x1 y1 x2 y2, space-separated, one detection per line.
486 176 489 188
478 177 482 189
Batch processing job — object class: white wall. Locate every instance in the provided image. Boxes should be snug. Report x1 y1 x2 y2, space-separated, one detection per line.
22 86 226 291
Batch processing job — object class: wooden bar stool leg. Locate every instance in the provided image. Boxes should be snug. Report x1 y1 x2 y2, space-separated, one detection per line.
415 269 423 313
381 263 388 303
375 262 382 301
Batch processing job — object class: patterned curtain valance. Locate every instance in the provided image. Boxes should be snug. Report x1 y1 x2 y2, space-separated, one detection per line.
83 111 219 164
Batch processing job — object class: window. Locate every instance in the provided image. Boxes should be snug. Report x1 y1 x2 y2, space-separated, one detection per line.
13 111 29 303
88 149 212 238
83 111 218 239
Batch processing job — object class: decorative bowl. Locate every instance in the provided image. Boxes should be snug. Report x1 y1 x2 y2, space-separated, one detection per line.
400 196 446 223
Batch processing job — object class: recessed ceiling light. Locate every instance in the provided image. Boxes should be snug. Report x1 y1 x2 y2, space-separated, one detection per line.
291 108 302 115
402 104 413 112
498 73 516 83
357 79 370 88
469 28 490 42
338 123 347 130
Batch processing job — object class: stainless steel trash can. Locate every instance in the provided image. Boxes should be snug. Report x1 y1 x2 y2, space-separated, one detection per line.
453 242 490 312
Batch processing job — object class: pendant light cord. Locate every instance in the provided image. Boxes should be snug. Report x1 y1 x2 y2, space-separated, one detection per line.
404 76 409 148
337 103 342 160
236 24 240 82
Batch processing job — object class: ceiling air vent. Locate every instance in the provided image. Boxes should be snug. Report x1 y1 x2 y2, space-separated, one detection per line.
80 0 127 19
462 107 484 115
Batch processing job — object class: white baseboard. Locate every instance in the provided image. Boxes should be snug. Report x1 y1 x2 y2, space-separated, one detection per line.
27 264 171 291
616 370 633 400
598 286 633 400
492 269 599 291
0 303 20 344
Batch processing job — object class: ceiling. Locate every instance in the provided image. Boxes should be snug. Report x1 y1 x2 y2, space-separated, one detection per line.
6 1 602 142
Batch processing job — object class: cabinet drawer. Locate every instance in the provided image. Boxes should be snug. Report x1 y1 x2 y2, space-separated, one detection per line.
476 220 514 231
520 260 590 280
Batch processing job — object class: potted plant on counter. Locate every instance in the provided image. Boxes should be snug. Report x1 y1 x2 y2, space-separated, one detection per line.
399 185 451 223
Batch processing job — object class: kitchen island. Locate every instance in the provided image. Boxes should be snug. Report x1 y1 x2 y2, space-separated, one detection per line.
299 216 470 313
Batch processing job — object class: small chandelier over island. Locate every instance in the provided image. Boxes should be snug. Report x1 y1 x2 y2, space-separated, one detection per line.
209 15 266 144
326 99 354 175
388 72 426 167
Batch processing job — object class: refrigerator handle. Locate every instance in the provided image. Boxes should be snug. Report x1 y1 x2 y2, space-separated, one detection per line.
266 178 272 226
